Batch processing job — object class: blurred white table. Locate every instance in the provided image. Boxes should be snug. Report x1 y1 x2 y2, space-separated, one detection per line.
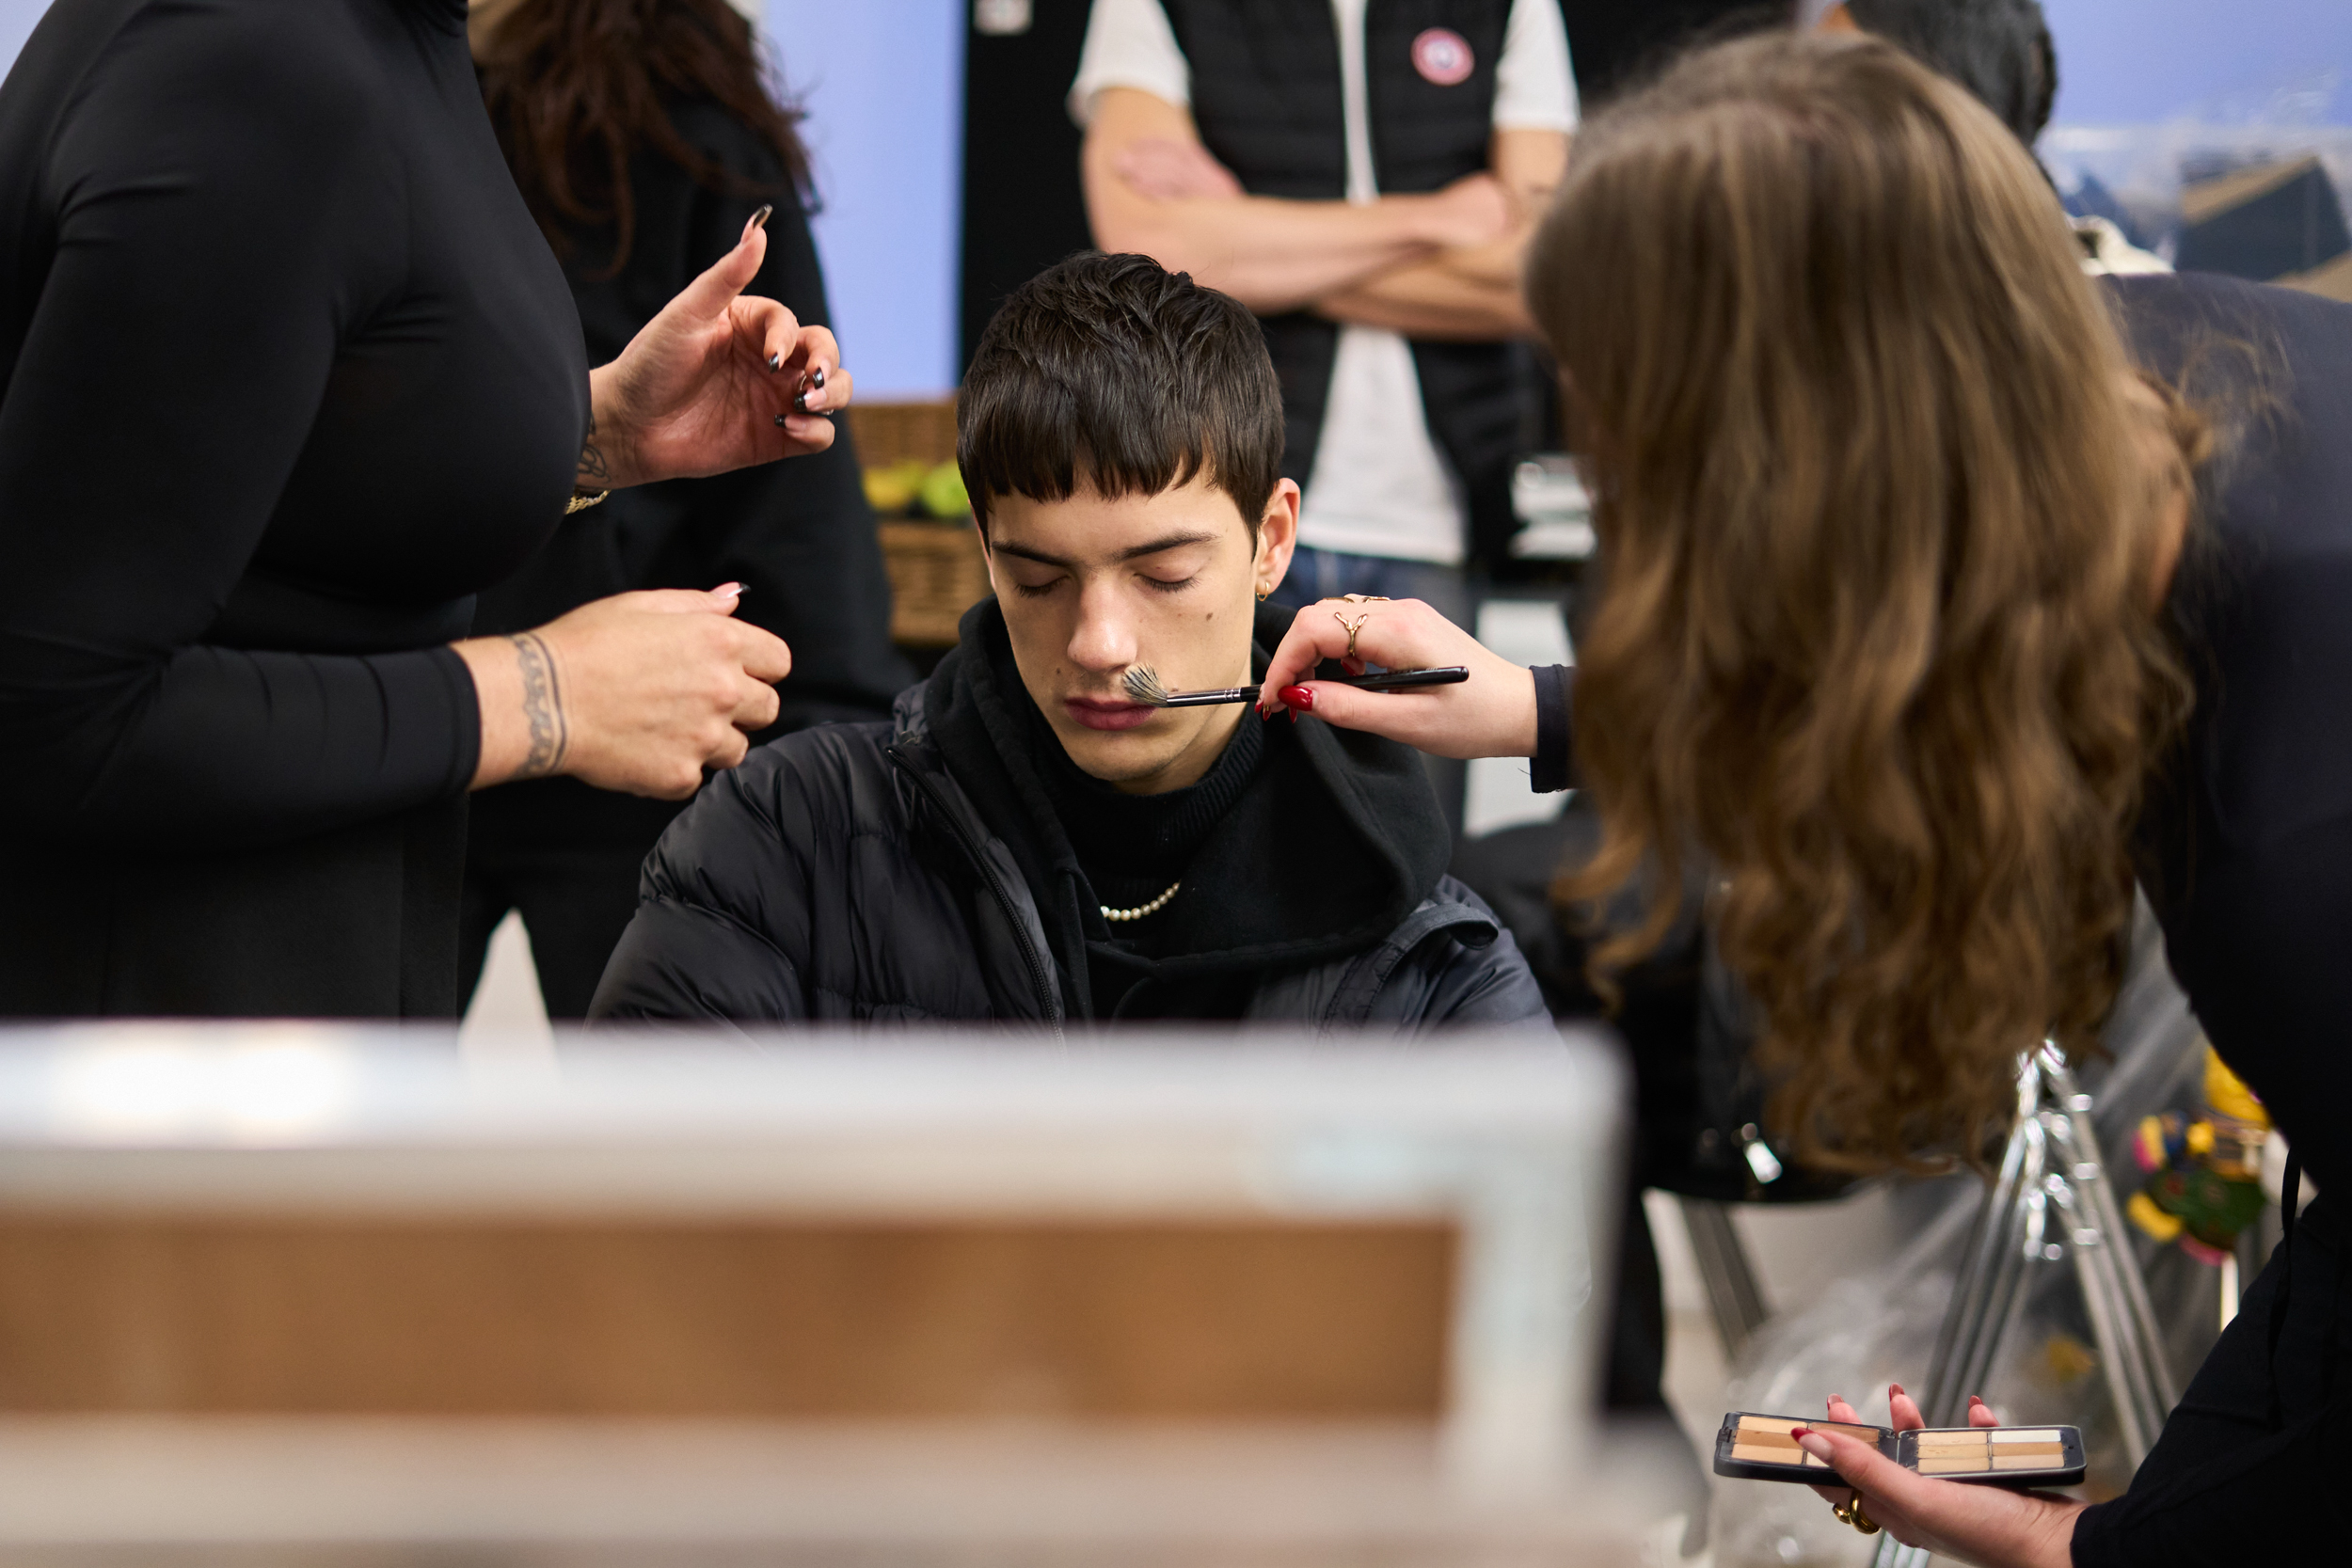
0 1023 1645 1561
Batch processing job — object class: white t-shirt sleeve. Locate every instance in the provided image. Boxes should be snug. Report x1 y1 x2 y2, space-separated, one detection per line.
1069 0 1192 128
1492 0 1580 132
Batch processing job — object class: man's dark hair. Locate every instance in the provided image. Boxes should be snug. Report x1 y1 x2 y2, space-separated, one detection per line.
958 252 1284 537
1845 0 2057 148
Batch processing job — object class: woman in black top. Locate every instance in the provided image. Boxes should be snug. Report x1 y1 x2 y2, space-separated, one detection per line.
462 0 908 1017
0 0 846 1017
1263 34 2346 1565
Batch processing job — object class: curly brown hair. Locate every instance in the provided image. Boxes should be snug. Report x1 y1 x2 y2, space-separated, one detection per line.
476 0 810 278
1525 33 2194 1171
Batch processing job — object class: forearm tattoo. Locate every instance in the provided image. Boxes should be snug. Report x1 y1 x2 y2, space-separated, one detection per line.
576 411 611 486
511 632 569 778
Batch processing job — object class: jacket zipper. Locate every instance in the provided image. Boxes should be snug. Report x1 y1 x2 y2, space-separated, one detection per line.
886 745 1063 1036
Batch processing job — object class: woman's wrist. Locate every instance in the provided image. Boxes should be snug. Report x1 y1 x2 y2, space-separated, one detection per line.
580 366 644 491
454 633 572 789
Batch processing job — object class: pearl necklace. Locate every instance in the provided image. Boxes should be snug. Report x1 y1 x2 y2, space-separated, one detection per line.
1100 879 1181 924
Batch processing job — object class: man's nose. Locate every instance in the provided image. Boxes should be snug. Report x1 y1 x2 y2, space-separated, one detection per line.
1067 580 1138 673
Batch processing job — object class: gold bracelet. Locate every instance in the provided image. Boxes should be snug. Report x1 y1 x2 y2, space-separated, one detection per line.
565 489 610 515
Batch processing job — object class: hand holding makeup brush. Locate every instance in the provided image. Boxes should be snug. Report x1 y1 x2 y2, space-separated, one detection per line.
1792 1386 2082 1568
582 207 851 488
1255 594 1537 759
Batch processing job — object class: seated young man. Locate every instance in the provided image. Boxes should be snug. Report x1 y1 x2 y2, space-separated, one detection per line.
589 252 1544 1027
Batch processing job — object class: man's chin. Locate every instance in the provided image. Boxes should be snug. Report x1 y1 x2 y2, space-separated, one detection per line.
1056 727 1182 787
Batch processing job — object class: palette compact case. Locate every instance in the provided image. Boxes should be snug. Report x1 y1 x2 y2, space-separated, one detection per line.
1714 1412 2087 1487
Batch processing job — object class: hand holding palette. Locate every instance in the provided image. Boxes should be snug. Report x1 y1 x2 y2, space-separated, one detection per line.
1713 1412 2086 1488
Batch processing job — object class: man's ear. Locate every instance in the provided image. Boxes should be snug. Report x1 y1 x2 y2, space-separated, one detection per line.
1255 479 1301 596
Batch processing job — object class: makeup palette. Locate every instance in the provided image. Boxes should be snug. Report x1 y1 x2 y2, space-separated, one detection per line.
1713 1412 2086 1487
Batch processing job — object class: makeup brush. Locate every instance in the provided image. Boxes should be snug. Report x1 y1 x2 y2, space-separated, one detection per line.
1120 665 1470 707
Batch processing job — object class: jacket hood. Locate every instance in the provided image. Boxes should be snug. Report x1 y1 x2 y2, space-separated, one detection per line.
898 598 1452 1015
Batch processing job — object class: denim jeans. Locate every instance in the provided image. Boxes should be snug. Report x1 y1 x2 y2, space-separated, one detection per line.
1267 546 1472 628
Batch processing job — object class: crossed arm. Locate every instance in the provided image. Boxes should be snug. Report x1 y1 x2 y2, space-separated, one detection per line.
1080 86 1566 339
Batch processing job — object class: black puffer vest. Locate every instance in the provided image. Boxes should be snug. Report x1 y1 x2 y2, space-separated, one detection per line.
1161 0 1533 568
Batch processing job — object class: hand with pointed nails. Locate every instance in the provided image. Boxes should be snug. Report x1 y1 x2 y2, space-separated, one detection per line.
1254 594 1536 758
1788 1386 2081 1567
580 204 850 488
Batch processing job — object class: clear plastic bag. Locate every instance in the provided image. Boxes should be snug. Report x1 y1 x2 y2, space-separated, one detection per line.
1708 902 2224 1566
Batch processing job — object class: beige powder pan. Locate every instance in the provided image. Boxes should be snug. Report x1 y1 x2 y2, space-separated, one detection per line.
1714 1412 2086 1488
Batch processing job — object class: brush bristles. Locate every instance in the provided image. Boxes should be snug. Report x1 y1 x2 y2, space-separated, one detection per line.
1121 666 1171 705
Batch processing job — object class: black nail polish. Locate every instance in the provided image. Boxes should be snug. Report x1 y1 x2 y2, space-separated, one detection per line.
812 366 826 389
751 203 772 230
768 353 782 372
773 413 788 427
793 391 809 414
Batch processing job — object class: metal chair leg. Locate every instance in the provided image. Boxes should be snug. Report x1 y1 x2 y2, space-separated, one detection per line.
1679 1196 1772 1360
1872 1047 2177 1568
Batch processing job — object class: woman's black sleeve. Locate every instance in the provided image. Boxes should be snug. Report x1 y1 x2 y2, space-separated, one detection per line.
0 13 479 852
1530 663 1572 792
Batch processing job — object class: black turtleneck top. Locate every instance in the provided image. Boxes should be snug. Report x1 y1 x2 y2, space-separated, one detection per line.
1034 700 1271 984
0 0 589 1015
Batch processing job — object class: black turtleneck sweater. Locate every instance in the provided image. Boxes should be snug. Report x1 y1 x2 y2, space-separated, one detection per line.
1033 698 1268 919
921 602 1453 1022
0 0 589 1016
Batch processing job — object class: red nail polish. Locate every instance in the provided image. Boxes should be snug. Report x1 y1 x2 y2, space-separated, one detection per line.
1279 685 1313 711
1790 1427 1813 1438
1890 1384 1905 1397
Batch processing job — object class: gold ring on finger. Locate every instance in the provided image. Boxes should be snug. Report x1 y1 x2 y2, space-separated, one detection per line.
1333 609 1373 661
1851 1497 1881 1535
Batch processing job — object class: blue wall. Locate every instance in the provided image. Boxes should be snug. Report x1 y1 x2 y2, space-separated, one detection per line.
0 0 2340 392
2045 0 2350 125
762 1 965 399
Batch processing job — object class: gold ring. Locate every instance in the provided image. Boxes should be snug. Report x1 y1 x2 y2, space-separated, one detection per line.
1333 609 1373 660
1851 1497 1881 1536
1831 1498 1856 1527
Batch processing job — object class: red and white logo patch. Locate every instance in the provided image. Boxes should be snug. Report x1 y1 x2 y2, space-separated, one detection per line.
1410 27 1474 87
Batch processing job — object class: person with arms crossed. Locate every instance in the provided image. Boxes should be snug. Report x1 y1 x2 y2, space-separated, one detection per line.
1071 0 1574 624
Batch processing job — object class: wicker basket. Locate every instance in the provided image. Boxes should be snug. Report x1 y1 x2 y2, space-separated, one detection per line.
879 520 990 647
845 400 988 647
840 400 958 470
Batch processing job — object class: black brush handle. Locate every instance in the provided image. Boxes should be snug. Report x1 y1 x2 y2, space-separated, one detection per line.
1332 666 1470 691
1158 667 1471 706
1159 686 1263 707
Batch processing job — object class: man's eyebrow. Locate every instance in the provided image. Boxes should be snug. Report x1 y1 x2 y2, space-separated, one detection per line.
1118 530 1221 561
989 531 1223 569
987 540 1073 568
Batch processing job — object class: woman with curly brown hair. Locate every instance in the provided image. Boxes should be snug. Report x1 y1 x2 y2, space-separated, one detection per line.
1261 30 2350 1565
464 0 908 1015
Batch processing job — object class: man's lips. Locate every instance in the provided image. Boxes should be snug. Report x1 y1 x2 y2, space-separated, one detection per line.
1064 696 1156 732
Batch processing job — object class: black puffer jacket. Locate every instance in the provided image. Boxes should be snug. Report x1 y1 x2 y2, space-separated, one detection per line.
590 603 1547 1030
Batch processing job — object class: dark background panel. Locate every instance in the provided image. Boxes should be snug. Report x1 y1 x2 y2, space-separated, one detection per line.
1556 2 1792 106
961 0 1097 372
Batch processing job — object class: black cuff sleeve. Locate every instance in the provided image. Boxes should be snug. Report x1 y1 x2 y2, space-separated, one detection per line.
1529 663 1571 794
